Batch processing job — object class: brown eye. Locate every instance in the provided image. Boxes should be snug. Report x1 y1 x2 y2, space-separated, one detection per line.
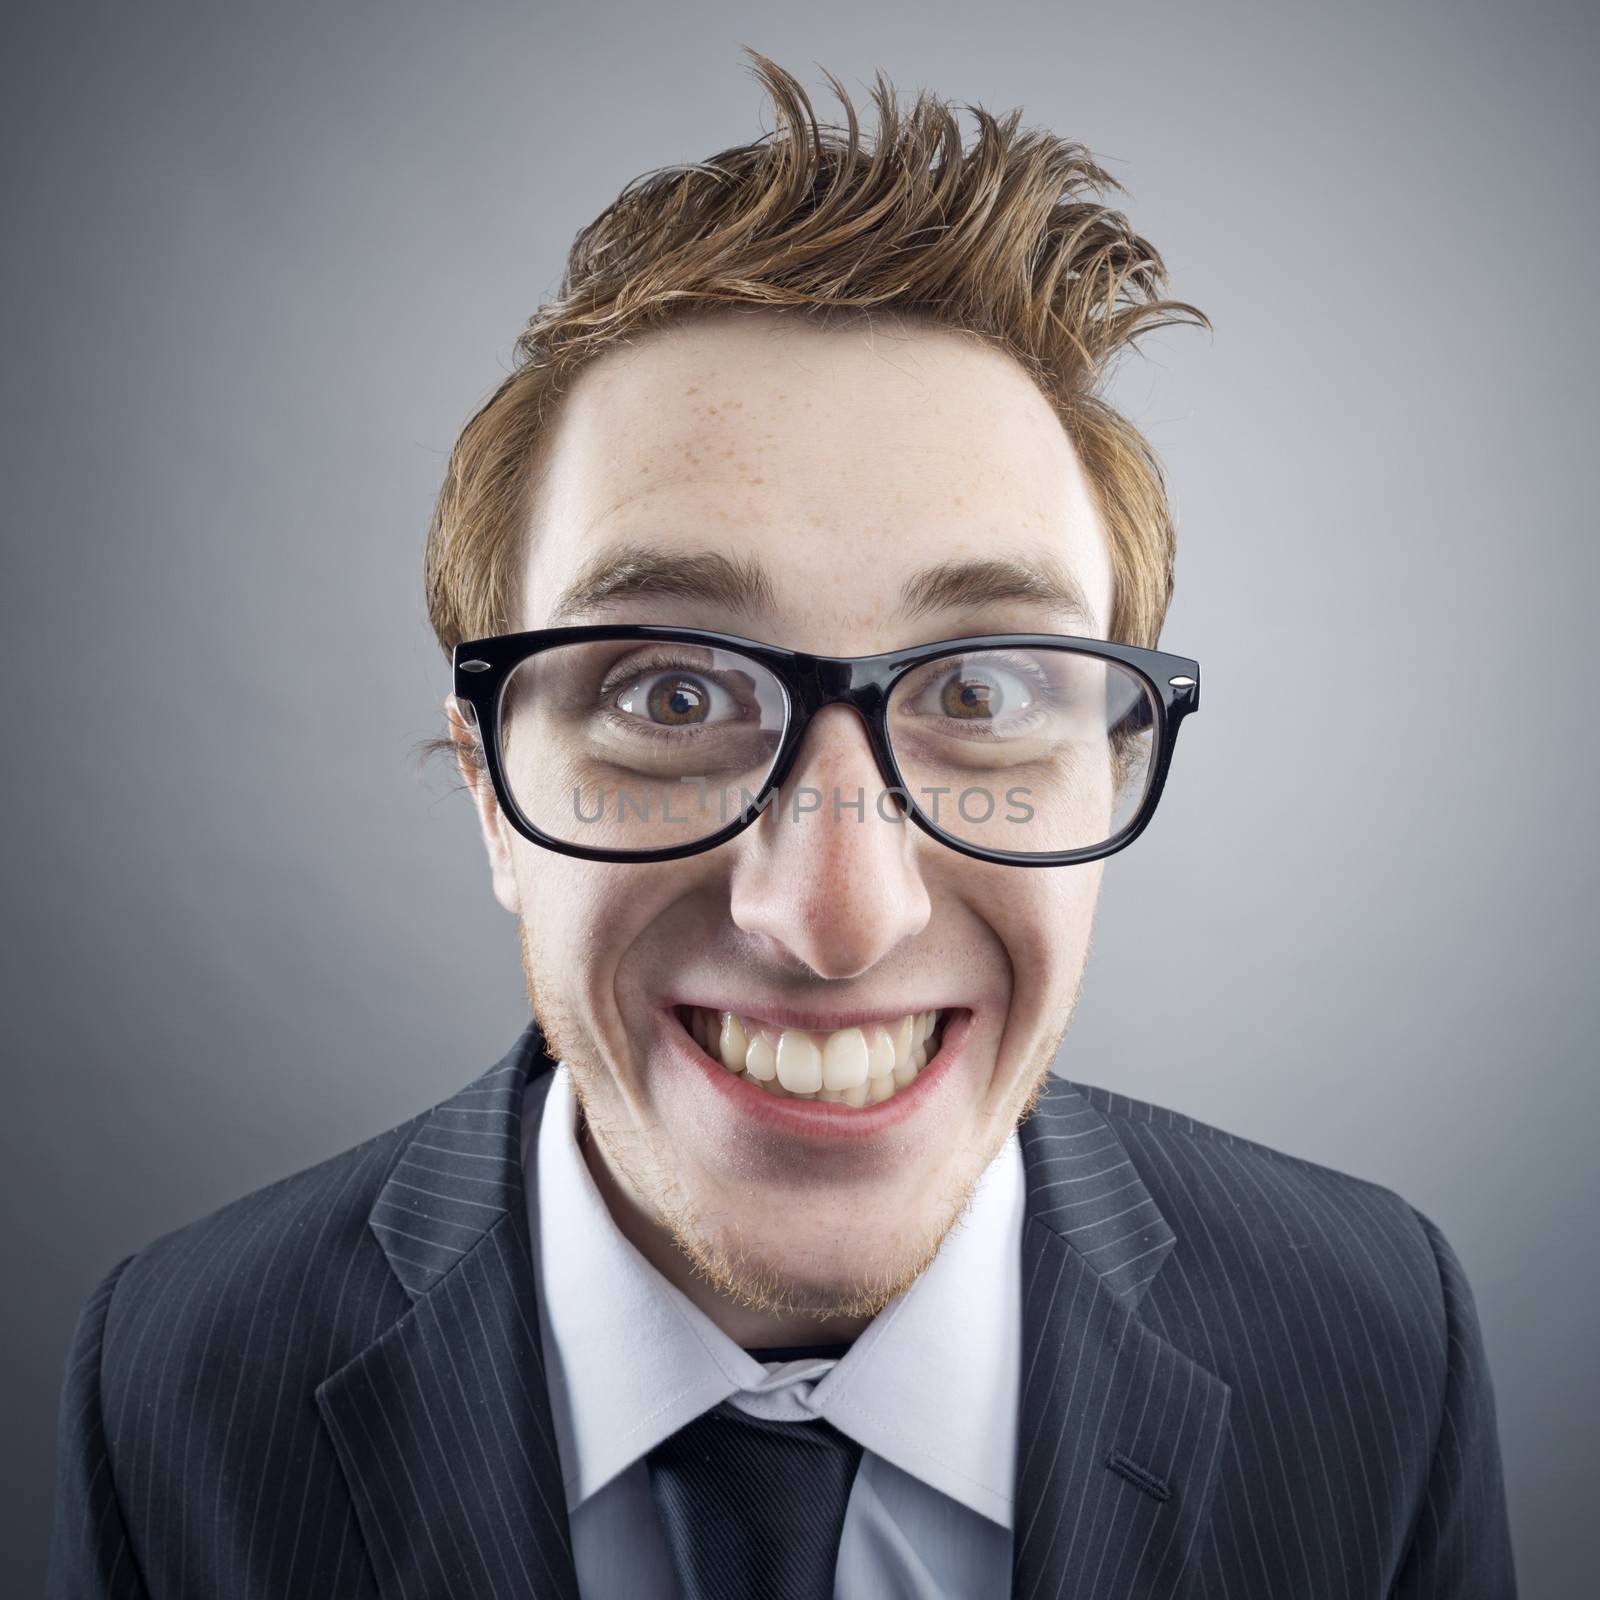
940 669 1004 720
644 675 710 725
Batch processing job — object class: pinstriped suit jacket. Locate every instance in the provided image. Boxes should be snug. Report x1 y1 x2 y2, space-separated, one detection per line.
48 1018 1517 1598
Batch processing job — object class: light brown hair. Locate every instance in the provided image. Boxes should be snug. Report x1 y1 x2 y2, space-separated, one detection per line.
421 49 1207 771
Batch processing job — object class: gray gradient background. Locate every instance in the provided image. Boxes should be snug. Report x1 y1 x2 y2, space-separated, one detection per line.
4 0 1594 1590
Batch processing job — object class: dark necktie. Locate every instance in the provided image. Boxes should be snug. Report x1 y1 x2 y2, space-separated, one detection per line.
646 1397 865 1600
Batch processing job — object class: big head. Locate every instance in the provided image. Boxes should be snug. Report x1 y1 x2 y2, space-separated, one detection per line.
423 52 1206 1344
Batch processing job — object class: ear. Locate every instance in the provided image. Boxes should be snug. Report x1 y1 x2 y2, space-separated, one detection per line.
446 694 523 917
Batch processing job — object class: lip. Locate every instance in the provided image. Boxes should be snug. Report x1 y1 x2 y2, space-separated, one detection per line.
663 1002 973 1140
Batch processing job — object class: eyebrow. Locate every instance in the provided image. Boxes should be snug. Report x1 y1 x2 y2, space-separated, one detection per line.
549 545 778 625
547 542 1097 632
898 553 1096 631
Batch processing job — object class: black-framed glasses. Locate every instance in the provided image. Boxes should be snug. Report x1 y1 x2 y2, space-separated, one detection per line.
451 625 1200 867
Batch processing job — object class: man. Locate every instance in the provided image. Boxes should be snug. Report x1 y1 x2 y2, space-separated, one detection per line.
49 50 1516 1600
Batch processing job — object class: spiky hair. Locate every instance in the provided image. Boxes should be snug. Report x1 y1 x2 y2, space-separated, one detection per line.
423 48 1208 665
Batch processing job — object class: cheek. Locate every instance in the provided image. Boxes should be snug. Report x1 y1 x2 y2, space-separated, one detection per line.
514 854 623 953
511 849 709 1018
984 865 1103 993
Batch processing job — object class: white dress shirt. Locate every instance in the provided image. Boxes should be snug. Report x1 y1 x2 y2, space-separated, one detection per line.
522 1063 1025 1599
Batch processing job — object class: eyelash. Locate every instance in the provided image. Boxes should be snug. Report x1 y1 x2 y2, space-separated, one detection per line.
898 651 1058 716
598 653 756 736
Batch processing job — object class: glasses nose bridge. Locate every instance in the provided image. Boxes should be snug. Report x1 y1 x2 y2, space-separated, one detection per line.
784 656 896 788
792 653 885 710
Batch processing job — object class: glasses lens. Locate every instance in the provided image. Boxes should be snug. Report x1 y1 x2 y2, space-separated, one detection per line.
886 646 1157 857
497 640 787 852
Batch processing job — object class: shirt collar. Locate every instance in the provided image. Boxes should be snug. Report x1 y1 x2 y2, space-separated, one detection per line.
525 1063 1024 1529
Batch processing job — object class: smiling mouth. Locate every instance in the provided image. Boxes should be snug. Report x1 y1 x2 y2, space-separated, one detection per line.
673 1005 951 1108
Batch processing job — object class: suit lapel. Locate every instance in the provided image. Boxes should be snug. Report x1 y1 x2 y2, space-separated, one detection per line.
1012 1076 1232 1600
315 1019 579 1600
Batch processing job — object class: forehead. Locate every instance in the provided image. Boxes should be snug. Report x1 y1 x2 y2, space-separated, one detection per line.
521 310 1113 647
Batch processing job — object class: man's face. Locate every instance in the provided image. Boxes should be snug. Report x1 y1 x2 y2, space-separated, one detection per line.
457 309 1112 1333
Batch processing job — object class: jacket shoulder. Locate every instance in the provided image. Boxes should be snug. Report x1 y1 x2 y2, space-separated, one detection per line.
53 1022 555 1597
88 1021 551 1392
1069 1075 1431 1241
1065 1079 1466 1494
1055 1082 1513 1581
98 1105 429 1382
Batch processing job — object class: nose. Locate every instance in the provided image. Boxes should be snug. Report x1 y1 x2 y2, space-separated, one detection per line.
727 704 933 980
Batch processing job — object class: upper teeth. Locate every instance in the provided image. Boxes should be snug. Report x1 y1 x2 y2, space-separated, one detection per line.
686 1007 945 1107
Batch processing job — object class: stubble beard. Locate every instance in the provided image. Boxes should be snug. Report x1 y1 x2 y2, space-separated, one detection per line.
517 918 1075 1325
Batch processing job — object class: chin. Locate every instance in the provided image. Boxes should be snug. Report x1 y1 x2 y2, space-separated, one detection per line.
676 1218 944 1323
